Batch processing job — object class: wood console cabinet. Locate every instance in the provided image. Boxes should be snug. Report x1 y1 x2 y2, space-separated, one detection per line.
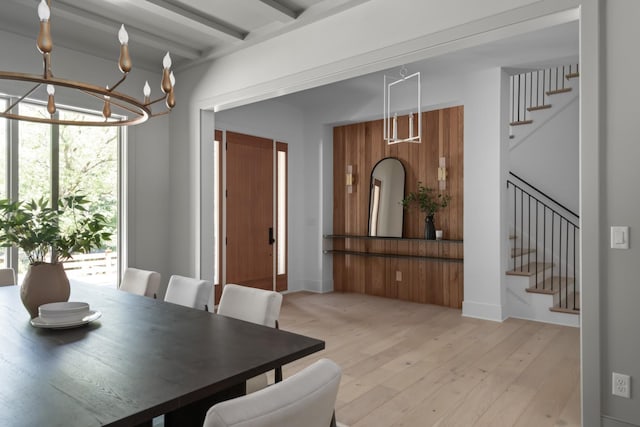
326 235 463 309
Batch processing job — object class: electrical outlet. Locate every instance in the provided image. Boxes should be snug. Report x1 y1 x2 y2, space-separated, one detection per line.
612 372 631 398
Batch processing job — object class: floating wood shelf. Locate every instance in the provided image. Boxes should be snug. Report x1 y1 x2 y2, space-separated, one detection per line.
324 234 463 243
324 249 463 263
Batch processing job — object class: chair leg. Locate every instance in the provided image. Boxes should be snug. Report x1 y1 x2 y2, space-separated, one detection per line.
330 411 337 427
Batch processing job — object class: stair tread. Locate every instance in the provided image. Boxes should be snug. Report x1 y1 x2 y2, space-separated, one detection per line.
526 276 575 294
565 72 580 79
510 120 533 126
546 87 572 95
511 248 535 258
527 104 552 112
506 262 554 276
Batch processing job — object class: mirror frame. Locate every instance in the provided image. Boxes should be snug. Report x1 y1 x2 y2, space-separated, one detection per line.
367 157 406 237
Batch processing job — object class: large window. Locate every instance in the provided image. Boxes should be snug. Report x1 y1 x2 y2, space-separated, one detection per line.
2 97 121 286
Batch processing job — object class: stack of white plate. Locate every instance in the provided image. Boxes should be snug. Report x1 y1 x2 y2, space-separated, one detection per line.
31 301 101 329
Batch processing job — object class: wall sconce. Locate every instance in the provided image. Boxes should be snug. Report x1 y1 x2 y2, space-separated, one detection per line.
346 164 356 194
384 66 421 145
437 157 447 190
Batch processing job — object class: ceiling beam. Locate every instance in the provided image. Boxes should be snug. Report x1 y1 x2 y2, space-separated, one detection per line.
141 0 248 40
258 0 299 21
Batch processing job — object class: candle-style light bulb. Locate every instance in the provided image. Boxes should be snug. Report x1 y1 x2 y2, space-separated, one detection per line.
408 113 414 139
118 24 132 73
161 52 172 94
392 113 398 141
118 24 128 45
163 52 172 69
46 84 56 115
37 0 52 55
143 81 151 103
38 0 50 21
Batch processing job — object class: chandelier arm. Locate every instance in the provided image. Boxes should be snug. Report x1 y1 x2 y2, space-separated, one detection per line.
145 95 168 107
3 84 42 114
149 110 171 118
80 89 143 117
108 74 128 93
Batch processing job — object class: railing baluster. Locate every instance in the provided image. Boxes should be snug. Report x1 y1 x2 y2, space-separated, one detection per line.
551 213 555 292
520 189 524 271
517 74 521 122
535 201 539 288
564 222 569 308
528 195 531 268
542 205 546 289
573 226 578 310
513 183 516 271
542 69 546 106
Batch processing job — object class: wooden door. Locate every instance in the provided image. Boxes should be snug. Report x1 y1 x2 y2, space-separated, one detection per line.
226 131 276 290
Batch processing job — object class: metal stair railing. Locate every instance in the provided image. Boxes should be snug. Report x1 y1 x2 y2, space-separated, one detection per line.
510 64 579 132
507 172 579 311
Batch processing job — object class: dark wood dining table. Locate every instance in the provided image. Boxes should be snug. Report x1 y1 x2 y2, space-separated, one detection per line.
0 283 325 427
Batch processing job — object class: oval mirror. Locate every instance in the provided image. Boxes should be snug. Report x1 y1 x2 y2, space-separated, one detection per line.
368 157 405 237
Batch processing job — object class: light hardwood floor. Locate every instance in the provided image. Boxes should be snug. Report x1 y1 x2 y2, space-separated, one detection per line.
279 292 580 427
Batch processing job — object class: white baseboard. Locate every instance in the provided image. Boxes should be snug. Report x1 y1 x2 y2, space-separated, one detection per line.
462 300 504 322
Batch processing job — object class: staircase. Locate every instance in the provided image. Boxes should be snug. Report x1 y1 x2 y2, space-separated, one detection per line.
504 64 580 327
505 173 580 327
509 64 579 141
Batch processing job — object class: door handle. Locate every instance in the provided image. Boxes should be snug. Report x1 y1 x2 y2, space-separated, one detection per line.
268 227 275 245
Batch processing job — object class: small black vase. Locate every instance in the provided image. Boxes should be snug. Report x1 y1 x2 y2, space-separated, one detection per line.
424 214 436 240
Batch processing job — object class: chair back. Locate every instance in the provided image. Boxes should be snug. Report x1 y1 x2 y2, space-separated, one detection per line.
0 268 16 286
164 275 211 310
217 284 282 327
120 268 161 298
203 358 341 427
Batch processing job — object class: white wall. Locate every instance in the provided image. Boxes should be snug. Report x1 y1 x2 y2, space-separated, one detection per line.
0 29 172 292
509 89 579 214
600 0 640 424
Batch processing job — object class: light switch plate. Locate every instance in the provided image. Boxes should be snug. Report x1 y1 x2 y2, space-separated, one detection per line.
611 226 629 249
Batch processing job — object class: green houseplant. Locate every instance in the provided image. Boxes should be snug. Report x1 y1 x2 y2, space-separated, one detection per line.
401 182 451 240
0 196 112 318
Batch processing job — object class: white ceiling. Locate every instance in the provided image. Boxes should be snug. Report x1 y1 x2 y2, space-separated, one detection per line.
1 0 371 71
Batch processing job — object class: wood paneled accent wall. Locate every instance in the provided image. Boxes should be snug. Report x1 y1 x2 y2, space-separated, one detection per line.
331 106 464 308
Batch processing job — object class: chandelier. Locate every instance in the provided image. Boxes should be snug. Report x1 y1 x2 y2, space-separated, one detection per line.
383 66 421 144
0 0 175 126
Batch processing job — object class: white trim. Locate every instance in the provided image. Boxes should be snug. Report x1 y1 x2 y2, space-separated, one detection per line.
462 300 505 322
578 1 602 425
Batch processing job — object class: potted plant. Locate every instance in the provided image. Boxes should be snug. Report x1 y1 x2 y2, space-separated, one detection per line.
401 182 451 240
0 195 112 318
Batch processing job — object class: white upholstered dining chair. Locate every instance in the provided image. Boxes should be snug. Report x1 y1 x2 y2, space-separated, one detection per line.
164 275 211 311
0 268 16 286
217 283 284 392
202 358 342 427
119 267 161 299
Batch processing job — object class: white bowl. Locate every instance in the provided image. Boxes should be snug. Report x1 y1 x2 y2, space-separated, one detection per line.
38 302 90 323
